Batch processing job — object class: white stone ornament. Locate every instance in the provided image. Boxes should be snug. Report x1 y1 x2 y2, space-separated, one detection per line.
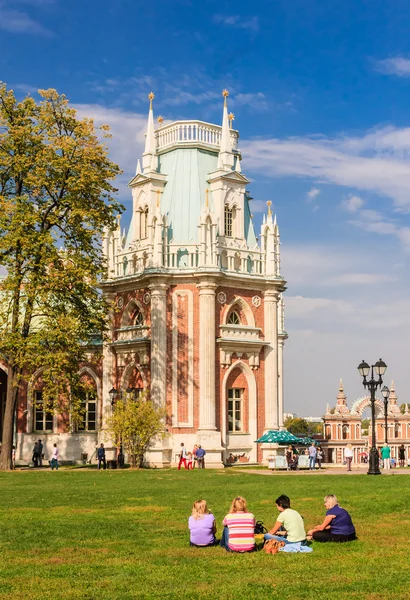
116 297 124 309
252 295 261 307
143 292 151 305
217 292 227 304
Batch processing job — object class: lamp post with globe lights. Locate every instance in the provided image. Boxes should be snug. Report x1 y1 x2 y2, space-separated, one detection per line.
357 359 387 475
381 385 390 445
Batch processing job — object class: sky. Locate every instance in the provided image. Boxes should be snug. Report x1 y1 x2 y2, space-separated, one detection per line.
1 0 410 416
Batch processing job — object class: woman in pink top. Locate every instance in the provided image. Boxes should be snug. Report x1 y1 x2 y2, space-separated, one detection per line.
188 500 217 547
220 496 256 553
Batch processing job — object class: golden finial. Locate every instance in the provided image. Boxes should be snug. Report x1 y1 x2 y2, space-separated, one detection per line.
222 89 229 106
205 189 209 209
267 200 272 216
157 115 164 125
250 213 254 220
228 112 235 128
148 91 155 109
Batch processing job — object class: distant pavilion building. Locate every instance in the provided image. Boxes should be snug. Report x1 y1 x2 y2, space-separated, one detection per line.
322 380 410 465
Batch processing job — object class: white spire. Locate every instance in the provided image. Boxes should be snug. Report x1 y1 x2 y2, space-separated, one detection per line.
217 89 235 171
136 159 141 175
142 92 158 173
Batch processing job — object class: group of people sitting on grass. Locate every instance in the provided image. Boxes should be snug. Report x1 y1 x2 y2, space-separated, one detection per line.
188 494 356 552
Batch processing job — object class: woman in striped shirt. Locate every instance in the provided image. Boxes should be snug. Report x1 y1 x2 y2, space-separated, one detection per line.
220 497 256 553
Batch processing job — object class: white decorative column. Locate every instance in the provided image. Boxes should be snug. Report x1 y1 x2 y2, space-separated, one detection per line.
146 281 171 468
149 282 168 406
264 289 279 430
261 289 279 465
196 280 223 467
101 293 117 460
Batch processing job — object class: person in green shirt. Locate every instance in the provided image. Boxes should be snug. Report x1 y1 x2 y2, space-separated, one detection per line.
264 494 306 544
381 443 391 470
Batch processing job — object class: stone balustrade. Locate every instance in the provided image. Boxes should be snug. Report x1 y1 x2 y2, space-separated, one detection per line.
116 325 150 342
155 120 238 153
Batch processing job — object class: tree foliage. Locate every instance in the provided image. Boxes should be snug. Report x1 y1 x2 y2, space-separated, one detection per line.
106 396 167 468
284 417 310 435
0 83 122 469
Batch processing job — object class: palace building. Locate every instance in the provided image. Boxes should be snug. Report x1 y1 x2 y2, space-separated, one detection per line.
6 91 287 467
322 380 410 465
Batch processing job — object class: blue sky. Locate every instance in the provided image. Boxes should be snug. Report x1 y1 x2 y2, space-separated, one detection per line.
2 0 410 415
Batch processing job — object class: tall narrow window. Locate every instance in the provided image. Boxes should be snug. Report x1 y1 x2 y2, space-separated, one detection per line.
78 390 96 431
33 391 54 432
228 388 243 432
224 205 233 237
142 207 149 239
132 307 144 327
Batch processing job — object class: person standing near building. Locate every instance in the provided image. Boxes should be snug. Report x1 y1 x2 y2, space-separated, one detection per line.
308 443 317 470
38 439 43 467
398 444 405 468
192 444 198 469
381 443 391 470
50 444 59 470
32 440 40 468
178 443 188 470
196 445 206 469
97 443 106 470
345 444 354 472
316 447 324 469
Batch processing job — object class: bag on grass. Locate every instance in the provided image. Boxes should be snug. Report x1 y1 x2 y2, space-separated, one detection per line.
254 520 267 535
264 539 285 554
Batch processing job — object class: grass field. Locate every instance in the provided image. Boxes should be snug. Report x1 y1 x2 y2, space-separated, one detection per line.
0 469 409 600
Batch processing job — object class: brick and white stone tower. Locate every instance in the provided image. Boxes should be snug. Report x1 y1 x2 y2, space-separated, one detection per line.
101 91 287 466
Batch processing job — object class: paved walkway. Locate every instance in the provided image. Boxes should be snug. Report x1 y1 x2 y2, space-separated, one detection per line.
238 466 410 476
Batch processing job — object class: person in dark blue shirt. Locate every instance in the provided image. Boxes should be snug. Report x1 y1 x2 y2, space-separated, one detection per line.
307 494 356 542
196 446 206 469
97 443 106 470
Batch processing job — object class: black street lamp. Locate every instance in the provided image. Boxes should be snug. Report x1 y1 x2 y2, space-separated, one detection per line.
109 387 119 406
381 385 390 445
357 358 387 475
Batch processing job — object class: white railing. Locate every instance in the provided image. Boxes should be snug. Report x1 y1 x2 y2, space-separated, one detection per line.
156 120 238 152
219 325 261 340
116 325 150 342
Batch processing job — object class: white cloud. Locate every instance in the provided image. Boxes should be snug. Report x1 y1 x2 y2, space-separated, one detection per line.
307 187 320 200
241 126 410 210
72 104 147 202
0 7 52 35
375 57 410 77
342 195 363 212
214 14 259 31
249 200 270 213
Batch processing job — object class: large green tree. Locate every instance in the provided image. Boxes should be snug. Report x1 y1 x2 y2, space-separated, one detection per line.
0 83 122 470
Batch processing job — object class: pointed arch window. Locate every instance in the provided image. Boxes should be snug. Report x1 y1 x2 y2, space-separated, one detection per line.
228 388 243 432
132 307 144 327
227 311 240 325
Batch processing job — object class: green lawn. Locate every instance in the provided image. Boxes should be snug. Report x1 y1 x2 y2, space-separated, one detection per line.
0 469 409 600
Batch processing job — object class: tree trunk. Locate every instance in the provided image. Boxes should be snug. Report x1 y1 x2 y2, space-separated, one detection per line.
0 367 18 471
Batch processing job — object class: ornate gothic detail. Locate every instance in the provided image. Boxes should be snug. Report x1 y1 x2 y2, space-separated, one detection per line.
252 295 261 307
143 292 151 305
217 292 227 304
116 296 124 309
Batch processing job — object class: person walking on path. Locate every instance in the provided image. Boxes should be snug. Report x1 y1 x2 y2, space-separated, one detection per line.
308 443 317 470
32 441 40 468
381 443 391 470
399 444 406 468
196 445 206 469
50 444 59 470
38 440 43 467
178 443 188 470
97 443 106 470
345 444 354 471
316 447 324 469
192 444 198 469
